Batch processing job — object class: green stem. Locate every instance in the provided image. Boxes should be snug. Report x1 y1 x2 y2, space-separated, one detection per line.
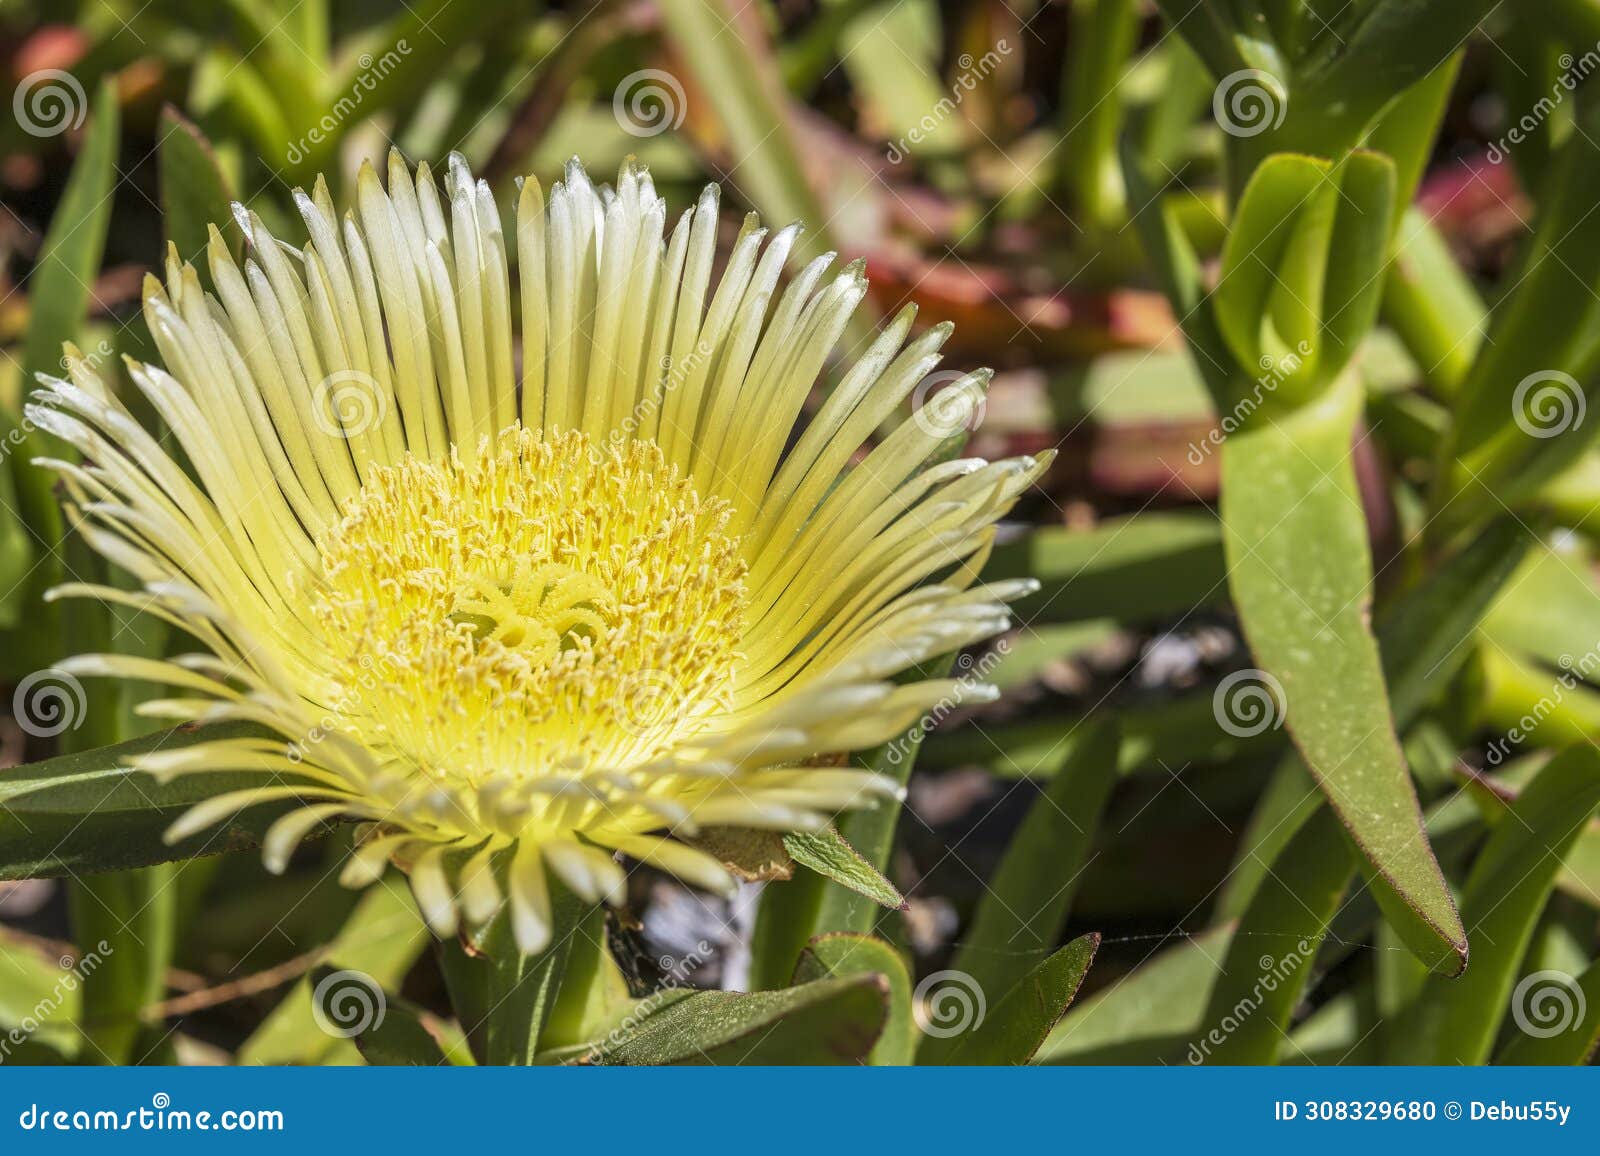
749 661 950 988
1380 208 1487 400
61 535 175 1065
1059 0 1142 230
436 874 587 1065
1478 647 1600 750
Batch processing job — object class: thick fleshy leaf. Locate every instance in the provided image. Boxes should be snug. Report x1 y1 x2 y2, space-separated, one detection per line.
1381 207 1486 397
0 723 308 880
238 882 429 1066
1366 56 1463 225
925 934 1100 1066
1392 746 1600 1064
1218 513 1539 920
783 826 903 910
0 462 29 631
1293 0 1500 139
749 726 918 989
348 982 470 1067
793 933 914 1065
1191 806 1354 1065
1316 152 1397 381
919 722 1118 1067
576 974 888 1065
1442 92 1600 526
158 106 237 267
1221 375 1466 974
1060 0 1141 228
1213 154 1328 386
18 78 118 429
539 898 632 1050
1035 925 1233 1064
1214 152 1395 400
1374 515 1538 727
445 876 590 1066
986 512 1227 626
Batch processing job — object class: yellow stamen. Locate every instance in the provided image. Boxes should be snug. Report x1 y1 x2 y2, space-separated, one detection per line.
307 426 747 807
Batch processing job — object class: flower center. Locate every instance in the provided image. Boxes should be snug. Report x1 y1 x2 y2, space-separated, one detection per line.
306 427 747 790
448 560 613 658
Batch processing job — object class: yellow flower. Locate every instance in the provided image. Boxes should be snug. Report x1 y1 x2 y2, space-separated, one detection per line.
31 155 1048 951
